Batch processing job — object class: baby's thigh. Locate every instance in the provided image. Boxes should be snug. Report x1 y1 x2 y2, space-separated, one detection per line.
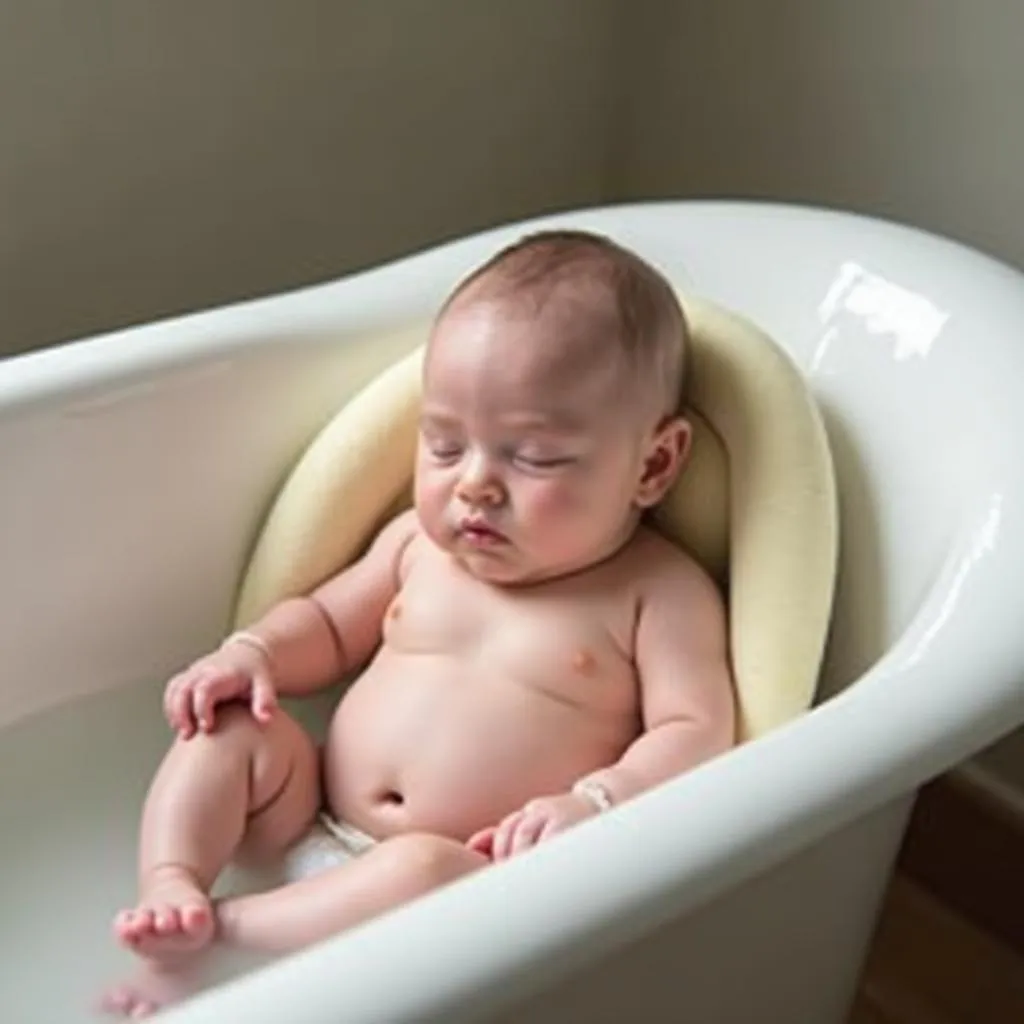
236 707 321 862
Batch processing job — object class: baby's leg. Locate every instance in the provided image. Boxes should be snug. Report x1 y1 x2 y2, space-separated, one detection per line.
115 703 319 961
216 832 488 954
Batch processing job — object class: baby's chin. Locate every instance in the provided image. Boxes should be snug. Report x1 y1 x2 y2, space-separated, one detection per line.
453 545 595 588
452 549 538 586
437 537 547 587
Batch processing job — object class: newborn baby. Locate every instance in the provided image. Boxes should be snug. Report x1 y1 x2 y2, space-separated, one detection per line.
100 229 736 1017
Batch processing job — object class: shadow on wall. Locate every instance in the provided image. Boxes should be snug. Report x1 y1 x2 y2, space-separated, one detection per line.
0 1 621 357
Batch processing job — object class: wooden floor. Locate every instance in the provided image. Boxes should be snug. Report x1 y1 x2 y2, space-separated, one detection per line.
845 771 1024 1024
848 875 1024 1023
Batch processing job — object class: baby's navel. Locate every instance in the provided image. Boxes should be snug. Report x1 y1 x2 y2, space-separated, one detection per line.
572 649 596 675
388 601 402 620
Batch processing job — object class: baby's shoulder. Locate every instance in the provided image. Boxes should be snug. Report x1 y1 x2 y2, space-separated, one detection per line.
625 526 723 606
358 507 422 581
371 508 419 549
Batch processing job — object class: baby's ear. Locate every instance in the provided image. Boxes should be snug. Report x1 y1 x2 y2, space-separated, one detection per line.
635 416 692 508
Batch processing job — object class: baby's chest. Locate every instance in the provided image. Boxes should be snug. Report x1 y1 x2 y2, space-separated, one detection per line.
382 569 635 698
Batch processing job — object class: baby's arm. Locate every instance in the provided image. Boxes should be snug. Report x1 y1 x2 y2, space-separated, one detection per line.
228 509 418 697
480 550 736 859
575 552 736 806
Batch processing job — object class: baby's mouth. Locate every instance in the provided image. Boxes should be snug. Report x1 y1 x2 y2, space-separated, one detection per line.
459 518 508 546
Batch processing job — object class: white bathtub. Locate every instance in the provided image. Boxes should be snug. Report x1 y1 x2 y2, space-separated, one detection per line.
2 201 1023 1023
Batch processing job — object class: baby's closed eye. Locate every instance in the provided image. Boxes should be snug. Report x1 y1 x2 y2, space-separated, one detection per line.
515 455 573 470
510 447 578 470
429 444 463 462
421 432 464 462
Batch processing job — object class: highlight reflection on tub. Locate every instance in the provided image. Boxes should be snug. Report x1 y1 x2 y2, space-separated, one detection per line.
816 259 950 366
1 201 1023 1024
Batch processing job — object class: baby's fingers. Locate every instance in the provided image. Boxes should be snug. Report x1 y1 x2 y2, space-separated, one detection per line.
492 811 526 862
164 674 197 738
537 816 567 844
510 811 548 856
191 673 239 733
466 827 496 858
250 671 277 725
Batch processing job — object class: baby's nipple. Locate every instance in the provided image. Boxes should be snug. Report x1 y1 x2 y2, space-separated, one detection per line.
572 650 596 675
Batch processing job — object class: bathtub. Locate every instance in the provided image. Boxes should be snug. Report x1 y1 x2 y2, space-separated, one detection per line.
2 200 1023 1023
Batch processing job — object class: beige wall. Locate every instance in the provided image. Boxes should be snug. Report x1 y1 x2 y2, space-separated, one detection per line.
0 1 620 356
614 0 1024 799
615 1 1024 271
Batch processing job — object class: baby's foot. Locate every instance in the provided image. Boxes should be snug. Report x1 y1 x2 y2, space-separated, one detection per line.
113 865 214 960
98 961 199 1019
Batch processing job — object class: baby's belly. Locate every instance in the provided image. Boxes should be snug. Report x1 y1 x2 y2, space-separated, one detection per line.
321 649 637 842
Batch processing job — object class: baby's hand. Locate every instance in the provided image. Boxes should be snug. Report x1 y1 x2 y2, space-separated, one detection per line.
162 642 276 739
467 793 597 861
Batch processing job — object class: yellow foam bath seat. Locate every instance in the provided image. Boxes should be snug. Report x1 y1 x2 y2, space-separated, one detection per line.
233 294 838 742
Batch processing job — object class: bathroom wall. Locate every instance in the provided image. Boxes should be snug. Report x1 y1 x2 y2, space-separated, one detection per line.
0 1 621 357
613 0 1024 802
614 0 1024 271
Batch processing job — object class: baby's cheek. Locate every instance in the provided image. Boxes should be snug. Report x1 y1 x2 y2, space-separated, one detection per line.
518 479 587 529
413 469 448 524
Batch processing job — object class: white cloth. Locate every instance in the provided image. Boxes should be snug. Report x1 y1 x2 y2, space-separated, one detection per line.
280 812 378 883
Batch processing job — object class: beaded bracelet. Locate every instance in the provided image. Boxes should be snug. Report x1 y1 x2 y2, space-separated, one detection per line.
572 778 614 813
221 630 273 662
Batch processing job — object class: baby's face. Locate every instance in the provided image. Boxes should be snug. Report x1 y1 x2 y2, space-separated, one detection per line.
414 299 660 585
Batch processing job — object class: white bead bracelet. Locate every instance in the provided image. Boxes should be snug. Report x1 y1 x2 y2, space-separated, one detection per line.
222 630 273 662
572 778 614 813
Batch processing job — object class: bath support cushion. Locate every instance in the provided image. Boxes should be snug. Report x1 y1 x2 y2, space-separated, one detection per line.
233 294 838 742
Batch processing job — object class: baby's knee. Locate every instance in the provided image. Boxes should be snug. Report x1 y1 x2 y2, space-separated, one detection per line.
381 832 482 893
211 702 264 733
175 704 299 761
175 702 262 751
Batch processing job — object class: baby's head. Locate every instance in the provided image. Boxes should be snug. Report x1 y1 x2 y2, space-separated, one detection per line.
415 229 691 585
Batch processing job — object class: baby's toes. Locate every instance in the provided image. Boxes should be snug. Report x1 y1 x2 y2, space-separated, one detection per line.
112 910 134 941
114 908 155 944
99 984 134 1014
99 984 157 1019
129 996 158 1019
150 905 181 936
179 902 210 936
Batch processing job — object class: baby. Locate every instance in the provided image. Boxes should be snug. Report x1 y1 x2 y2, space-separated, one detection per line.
100 229 736 1017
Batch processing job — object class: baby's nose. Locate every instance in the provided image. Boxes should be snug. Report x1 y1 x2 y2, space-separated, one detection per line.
455 461 505 506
